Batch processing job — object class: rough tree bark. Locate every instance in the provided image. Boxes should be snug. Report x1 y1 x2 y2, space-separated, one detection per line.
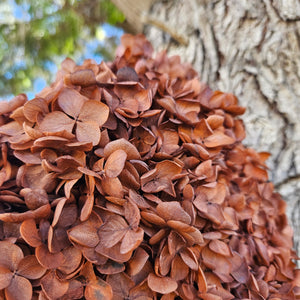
111 0 300 264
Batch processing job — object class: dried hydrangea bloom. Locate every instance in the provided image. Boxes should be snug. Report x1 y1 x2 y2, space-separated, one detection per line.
0 34 299 299
0 240 46 300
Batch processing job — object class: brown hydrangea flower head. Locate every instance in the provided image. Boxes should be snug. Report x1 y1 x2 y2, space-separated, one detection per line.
0 34 299 299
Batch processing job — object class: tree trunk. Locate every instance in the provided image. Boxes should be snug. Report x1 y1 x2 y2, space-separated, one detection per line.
111 0 300 264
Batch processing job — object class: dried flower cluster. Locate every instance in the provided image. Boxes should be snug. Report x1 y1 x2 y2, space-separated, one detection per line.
0 34 299 299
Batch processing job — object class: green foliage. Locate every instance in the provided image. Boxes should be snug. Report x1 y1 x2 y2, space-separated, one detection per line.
0 0 124 99
101 1 126 25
